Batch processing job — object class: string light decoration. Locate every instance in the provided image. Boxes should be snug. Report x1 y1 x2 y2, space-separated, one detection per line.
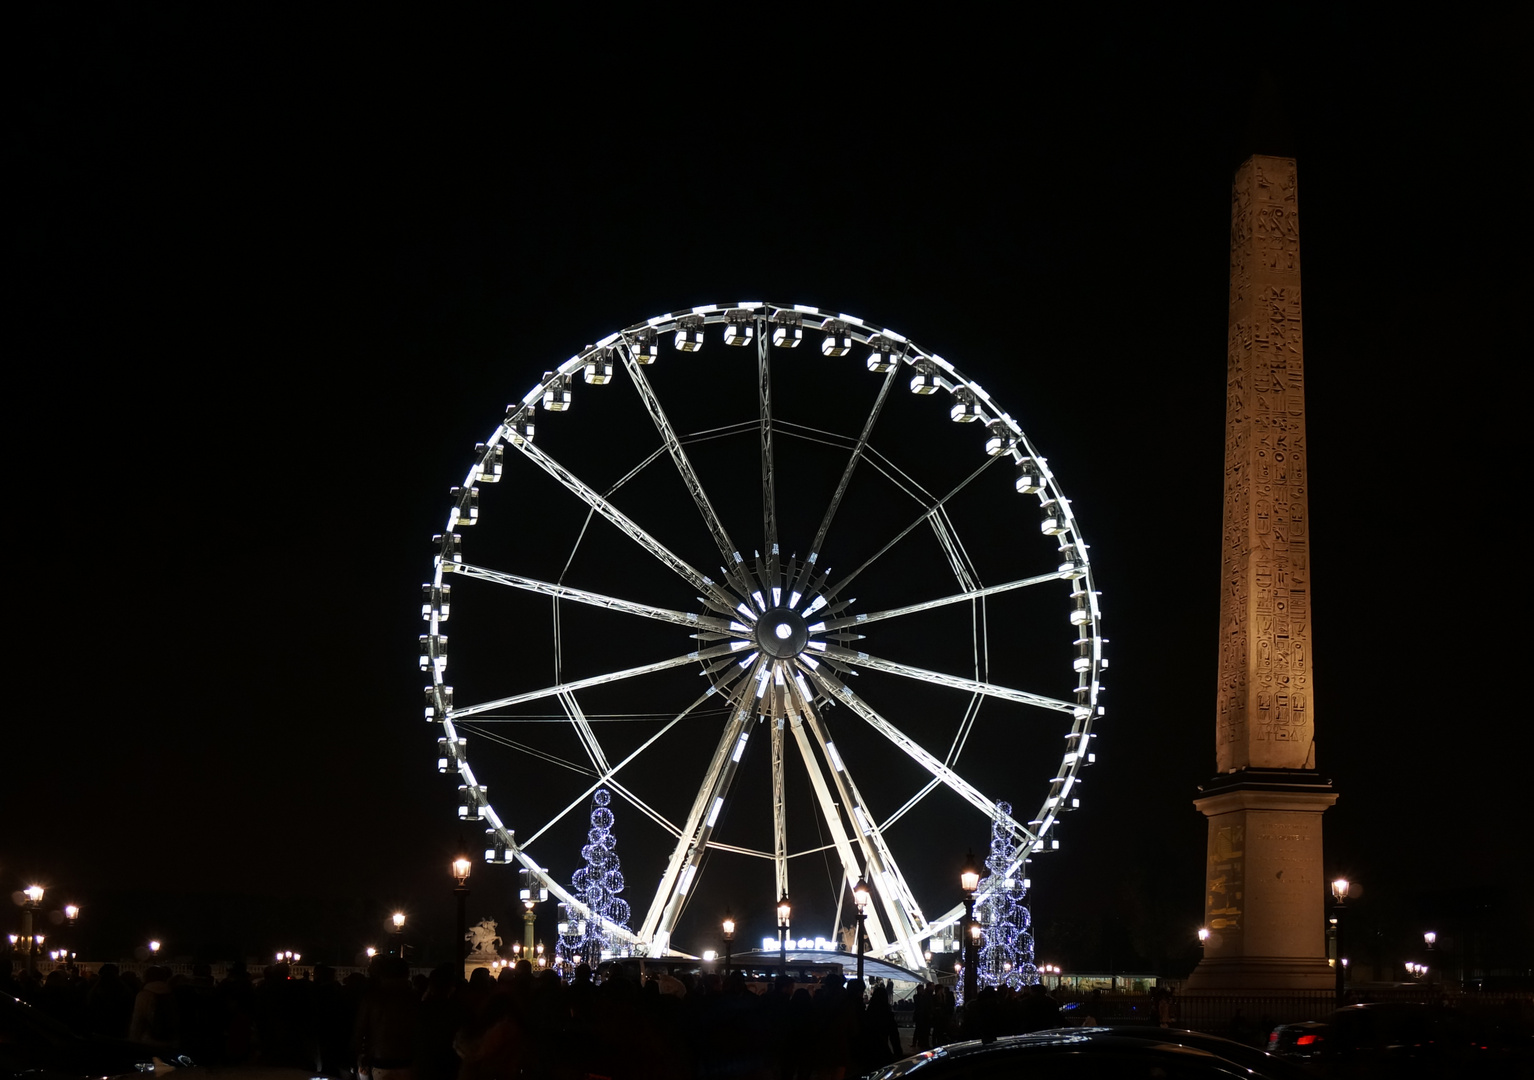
555 789 632 973
975 801 1038 990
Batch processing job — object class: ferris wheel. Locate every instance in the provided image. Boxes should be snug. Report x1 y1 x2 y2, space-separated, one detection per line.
420 302 1105 977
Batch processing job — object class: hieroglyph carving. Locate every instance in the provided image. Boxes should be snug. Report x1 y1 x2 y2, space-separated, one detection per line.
1218 157 1313 771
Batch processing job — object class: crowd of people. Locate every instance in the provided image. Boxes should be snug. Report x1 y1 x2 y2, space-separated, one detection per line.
3 957 1071 1078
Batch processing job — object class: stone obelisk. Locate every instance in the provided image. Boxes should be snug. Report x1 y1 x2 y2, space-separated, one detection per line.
1185 154 1338 991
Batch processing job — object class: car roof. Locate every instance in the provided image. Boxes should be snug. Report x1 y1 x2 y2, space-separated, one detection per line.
870 1028 1307 1078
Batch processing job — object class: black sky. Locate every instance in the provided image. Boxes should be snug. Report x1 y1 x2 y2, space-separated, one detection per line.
9 8 1528 971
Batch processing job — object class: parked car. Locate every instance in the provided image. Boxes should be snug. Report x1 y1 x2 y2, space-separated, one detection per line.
1266 1001 1504 1077
865 1026 1311 1078
0 989 320 1079
0 988 181 1078
1055 1025 1309 1076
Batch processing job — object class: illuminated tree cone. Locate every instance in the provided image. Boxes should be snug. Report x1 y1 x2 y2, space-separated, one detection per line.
556 789 632 972
976 801 1038 990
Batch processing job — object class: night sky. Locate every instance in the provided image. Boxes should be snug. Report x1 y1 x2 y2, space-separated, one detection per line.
10 9 1528 974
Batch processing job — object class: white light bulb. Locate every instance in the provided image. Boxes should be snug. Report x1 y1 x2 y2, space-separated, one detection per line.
774 623 792 640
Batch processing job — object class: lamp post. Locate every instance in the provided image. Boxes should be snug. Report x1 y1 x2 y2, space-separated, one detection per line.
722 911 735 976
453 855 472 966
960 850 980 1007
777 893 792 977
62 905 79 967
519 868 548 961
1331 878 1349 1005
21 886 43 976
391 912 406 959
853 878 872 986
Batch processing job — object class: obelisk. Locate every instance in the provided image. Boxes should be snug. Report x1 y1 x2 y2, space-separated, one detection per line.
1185 154 1338 991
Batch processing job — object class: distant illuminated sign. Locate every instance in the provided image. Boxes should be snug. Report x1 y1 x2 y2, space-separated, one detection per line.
763 936 842 952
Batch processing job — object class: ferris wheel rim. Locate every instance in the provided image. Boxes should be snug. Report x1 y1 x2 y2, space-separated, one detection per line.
421 302 1106 971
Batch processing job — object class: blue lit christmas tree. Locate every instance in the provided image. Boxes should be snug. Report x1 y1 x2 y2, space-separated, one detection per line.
975 801 1038 990
556 788 631 973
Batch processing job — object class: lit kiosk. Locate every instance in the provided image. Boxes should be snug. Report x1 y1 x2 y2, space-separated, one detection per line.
1186 150 1338 992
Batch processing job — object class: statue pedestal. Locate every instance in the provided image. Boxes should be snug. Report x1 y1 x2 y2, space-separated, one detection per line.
1185 769 1337 993
463 953 501 981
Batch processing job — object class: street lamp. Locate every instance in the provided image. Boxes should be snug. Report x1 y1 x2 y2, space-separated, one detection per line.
60 905 79 963
21 886 43 976
721 910 735 975
1331 878 1350 1005
960 850 980 1007
777 893 792 976
391 912 406 959
453 854 472 966
1198 926 1210 951
148 940 161 962
1423 931 1436 949
853 877 872 986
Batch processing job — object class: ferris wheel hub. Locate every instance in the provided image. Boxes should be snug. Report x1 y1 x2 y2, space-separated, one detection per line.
756 607 809 659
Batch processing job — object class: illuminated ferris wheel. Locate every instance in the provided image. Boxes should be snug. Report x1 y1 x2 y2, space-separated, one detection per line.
420 303 1106 977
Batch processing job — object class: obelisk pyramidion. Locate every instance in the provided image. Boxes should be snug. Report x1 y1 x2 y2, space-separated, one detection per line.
1185 154 1338 992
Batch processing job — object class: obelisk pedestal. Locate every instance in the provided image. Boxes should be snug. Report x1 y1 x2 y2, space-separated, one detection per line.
1185 154 1337 993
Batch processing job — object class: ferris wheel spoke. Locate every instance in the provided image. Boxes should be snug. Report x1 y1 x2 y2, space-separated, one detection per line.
636 665 764 954
558 691 611 777
785 687 895 957
617 339 746 581
791 678 920 963
506 435 735 609
758 330 780 587
449 644 736 721
516 686 724 851
822 646 1079 715
801 662 1040 846
601 779 685 840
770 678 788 903
816 570 1073 631
453 564 735 633
779 707 867 943
809 361 900 564
829 453 1004 598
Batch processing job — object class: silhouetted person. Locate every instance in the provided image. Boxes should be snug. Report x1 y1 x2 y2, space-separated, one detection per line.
129 965 180 1049
84 963 134 1039
912 983 933 1050
312 963 355 1077
174 962 225 1065
1018 982 1061 1032
416 963 465 1080
354 955 420 1080
858 983 904 1071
